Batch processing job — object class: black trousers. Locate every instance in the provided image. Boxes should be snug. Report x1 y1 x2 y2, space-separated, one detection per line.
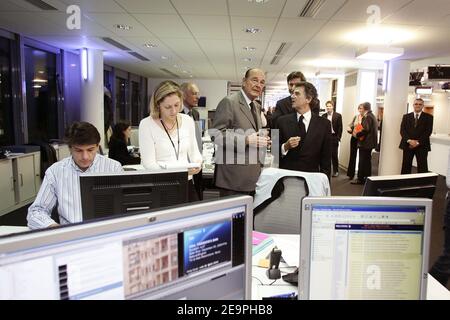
330 135 340 174
188 180 199 202
401 147 429 174
347 137 358 178
193 170 203 200
357 148 372 182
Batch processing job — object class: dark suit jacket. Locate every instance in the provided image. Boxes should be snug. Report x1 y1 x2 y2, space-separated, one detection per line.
399 112 433 151
182 107 202 150
356 111 378 150
272 96 294 128
212 91 264 192
277 112 331 179
108 137 141 166
321 112 343 141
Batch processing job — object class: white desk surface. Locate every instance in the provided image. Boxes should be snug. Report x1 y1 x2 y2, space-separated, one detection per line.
0 226 29 237
252 234 450 300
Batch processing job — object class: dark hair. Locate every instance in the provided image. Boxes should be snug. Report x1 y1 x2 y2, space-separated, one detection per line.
294 81 320 110
287 71 306 83
325 100 334 107
111 120 131 143
414 98 425 103
64 121 101 147
361 101 371 111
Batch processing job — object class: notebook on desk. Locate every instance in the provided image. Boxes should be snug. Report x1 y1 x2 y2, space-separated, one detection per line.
299 196 432 300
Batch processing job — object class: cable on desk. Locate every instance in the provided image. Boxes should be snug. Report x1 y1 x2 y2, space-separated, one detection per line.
252 276 264 285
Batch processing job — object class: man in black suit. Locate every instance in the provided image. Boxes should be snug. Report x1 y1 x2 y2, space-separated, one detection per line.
322 100 342 177
277 82 331 180
271 71 306 128
399 98 433 174
180 82 203 199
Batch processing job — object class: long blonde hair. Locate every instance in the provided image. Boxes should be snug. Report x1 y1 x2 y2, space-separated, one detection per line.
149 80 183 119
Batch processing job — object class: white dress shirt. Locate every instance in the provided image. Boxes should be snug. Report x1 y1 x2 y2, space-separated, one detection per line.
282 110 312 155
27 154 123 229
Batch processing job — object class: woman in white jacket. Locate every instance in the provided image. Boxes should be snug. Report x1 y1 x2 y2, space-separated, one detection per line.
139 80 202 202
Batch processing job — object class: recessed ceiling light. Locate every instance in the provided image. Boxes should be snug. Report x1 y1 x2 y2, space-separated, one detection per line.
161 56 169 60
114 24 132 30
38 70 45 74
243 46 256 51
248 0 270 3
143 43 157 48
173 64 179 68
243 27 261 34
243 57 252 62
182 70 189 74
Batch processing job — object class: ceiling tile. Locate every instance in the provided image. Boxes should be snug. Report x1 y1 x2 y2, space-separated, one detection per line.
228 0 285 18
86 13 152 37
59 0 125 13
114 0 176 14
271 18 326 42
133 14 192 38
171 0 228 15
182 15 231 40
282 0 347 19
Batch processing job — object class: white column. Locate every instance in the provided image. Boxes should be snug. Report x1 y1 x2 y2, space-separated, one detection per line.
378 60 410 175
80 49 105 149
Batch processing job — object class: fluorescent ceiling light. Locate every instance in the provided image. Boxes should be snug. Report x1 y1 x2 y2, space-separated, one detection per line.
81 48 88 81
305 59 354 68
243 27 261 34
344 26 415 45
415 86 433 95
356 46 404 61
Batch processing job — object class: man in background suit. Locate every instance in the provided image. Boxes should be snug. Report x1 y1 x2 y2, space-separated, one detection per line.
212 68 269 196
271 71 306 128
399 98 433 174
322 100 342 177
180 82 203 199
277 82 331 180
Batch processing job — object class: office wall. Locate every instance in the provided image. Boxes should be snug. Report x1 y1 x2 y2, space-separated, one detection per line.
147 78 228 122
339 73 358 170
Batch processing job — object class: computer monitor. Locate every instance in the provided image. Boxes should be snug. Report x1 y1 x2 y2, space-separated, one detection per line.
0 195 253 300
80 169 188 221
300 196 432 300
362 172 438 199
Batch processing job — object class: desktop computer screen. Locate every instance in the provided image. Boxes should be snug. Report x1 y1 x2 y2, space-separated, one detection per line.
0 196 253 300
362 172 438 199
80 169 188 221
300 196 432 300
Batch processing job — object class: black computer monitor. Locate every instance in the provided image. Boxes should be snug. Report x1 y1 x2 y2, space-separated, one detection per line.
80 169 188 221
362 172 438 199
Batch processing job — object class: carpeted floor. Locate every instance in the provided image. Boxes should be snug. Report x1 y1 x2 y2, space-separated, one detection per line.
332 151 449 290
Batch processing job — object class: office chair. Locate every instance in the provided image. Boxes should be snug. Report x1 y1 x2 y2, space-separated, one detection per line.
253 176 308 234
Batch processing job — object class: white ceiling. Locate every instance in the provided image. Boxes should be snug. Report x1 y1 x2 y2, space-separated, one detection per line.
1 0 450 86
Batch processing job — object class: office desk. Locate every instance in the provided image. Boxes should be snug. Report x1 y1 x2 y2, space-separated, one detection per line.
252 234 450 300
0 226 29 237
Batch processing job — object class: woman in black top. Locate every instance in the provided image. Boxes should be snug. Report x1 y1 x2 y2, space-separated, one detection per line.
108 120 141 165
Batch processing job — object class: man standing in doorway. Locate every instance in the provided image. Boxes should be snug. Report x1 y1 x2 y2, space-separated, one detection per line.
322 100 342 177
399 98 433 174
180 82 203 199
212 68 269 196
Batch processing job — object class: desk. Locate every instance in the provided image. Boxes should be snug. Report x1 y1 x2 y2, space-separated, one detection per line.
0 226 29 237
252 234 450 300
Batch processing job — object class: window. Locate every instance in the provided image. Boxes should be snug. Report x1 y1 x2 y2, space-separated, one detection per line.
115 76 127 121
0 36 13 146
131 80 140 126
24 46 58 142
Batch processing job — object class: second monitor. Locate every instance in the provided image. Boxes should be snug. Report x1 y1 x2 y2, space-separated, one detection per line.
80 169 188 221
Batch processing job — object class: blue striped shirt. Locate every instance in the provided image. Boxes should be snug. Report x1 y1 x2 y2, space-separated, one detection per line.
27 154 123 229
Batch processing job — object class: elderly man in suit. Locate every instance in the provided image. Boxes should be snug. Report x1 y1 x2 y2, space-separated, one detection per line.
212 68 269 196
271 71 306 128
180 82 203 199
399 98 433 174
322 100 343 177
277 81 331 180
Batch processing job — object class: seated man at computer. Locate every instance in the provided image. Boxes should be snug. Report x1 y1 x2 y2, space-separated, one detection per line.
27 122 123 229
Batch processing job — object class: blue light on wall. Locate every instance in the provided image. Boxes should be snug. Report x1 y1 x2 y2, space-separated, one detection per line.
81 48 88 81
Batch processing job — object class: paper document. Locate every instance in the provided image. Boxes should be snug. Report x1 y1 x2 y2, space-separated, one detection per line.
272 234 300 267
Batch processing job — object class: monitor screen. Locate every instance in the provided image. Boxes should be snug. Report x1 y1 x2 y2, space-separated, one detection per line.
0 195 253 300
362 172 438 199
300 196 431 300
198 96 206 107
80 169 189 221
